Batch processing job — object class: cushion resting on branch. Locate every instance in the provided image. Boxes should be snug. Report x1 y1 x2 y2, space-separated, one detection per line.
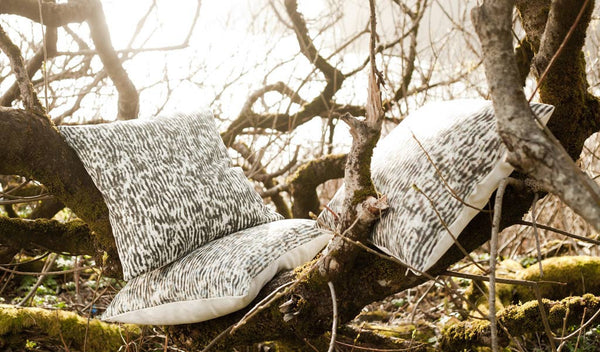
318 100 554 273
59 111 283 280
101 219 331 325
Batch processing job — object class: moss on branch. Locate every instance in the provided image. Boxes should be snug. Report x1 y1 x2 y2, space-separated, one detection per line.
465 256 600 317
0 304 140 351
0 216 96 255
441 294 600 351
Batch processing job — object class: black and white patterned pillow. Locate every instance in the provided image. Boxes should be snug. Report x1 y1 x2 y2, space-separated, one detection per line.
101 219 332 325
318 100 554 273
59 111 283 280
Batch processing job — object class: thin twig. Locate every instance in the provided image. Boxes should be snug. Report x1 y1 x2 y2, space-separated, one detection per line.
335 340 425 351
229 281 293 333
443 270 566 287
517 220 600 245
200 326 233 352
531 193 544 277
533 286 557 351
17 253 57 307
572 307 586 351
0 194 53 205
412 184 486 272
37 0 49 111
557 305 600 341
327 281 338 352
411 132 490 213
0 264 92 276
489 179 507 352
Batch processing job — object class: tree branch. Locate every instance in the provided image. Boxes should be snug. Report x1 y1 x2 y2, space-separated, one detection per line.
86 0 138 120
0 0 139 120
0 108 119 276
0 26 57 108
472 0 600 231
441 294 600 351
516 0 600 158
287 154 347 218
222 1 348 144
0 304 140 352
0 217 96 256
284 0 344 82
0 24 44 114
0 0 91 26
231 142 293 218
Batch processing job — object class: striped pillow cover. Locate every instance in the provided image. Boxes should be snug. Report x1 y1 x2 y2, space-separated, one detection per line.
59 111 283 280
318 100 554 273
101 219 332 325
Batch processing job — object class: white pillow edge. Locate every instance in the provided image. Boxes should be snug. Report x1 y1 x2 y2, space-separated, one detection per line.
102 232 333 325
422 158 514 271
422 106 554 271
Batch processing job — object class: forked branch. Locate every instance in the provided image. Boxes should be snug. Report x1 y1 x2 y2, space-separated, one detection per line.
471 0 600 231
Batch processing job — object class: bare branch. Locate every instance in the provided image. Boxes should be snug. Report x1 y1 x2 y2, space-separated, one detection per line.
0 0 91 26
86 0 138 120
0 0 139 120
240 81 307 117
0 24 45 114
232 142 293 218
287 154 347 218
284 0 344 82
0 26 57 107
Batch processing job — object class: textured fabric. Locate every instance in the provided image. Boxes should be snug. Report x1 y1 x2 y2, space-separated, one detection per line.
318 100 554 272
59 111 283 280
101 219 332 325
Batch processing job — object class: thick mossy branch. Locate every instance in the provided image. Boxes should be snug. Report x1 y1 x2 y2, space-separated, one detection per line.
0 217 96 255
0 305 140 352
0 108 119 276
465 256 600 313
517 0 600 160
169 250 427 351
288 154 347 218
441 294 600 351
473 0 600 231
514 256 600 302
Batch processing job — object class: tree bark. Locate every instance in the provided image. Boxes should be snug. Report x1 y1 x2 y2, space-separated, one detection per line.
472 0 600 231
0 108 120 276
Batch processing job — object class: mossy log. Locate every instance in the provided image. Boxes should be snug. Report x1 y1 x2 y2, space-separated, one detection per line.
441 294 600 351
465 256 600 312
0 304 140 351
514 256 600 302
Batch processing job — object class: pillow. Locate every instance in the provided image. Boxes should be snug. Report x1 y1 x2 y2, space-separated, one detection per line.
100 219 332 325
59 111 283 280
318 100 554 273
